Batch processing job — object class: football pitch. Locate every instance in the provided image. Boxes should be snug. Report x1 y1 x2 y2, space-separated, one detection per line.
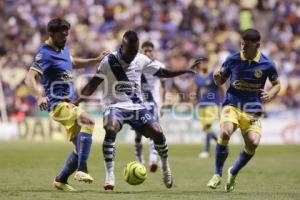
0 141 299 200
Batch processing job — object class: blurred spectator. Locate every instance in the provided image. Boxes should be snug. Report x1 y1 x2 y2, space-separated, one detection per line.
0 0 299 118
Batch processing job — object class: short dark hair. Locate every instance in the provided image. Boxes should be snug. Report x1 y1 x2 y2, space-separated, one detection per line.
47 18 70 33
241 28 261 42
141 41 154 49
123 30 139 44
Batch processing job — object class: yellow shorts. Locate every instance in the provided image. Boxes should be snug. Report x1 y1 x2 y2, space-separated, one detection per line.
199 106 219 126
49 102 92 141
220 105 262 134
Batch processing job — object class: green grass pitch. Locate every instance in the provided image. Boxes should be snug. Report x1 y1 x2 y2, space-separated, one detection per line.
0 141 299 200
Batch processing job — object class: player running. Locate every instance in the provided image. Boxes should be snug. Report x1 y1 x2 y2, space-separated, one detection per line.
207 29 281 192
133 41 166 172
25 18 108 191
75 30 198 190
193 57 223 158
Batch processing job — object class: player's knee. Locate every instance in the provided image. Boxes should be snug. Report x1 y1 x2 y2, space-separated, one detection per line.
151 129 165 144
220 128 232 139
248 139 259 150
104 124 118 135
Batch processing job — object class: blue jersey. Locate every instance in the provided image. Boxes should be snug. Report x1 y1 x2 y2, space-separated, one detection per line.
30 42 76 110
222 51 279 115
195 72 220 107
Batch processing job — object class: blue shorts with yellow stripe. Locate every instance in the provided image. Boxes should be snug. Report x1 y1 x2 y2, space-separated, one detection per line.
49 102 93 141
220 105 262 134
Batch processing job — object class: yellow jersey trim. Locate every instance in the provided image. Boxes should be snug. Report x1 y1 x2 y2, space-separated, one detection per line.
240 51 261 63
30 66 43 75
45 39 61 51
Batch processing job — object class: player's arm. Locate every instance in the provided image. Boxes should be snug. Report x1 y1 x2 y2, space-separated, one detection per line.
25 69 48 110
74 75 104 105
260 79 281 103
154 68 194 78
72 51 109 69
213 67 228 86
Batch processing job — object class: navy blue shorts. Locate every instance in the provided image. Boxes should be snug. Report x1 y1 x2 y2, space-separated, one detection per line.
103 107 158 133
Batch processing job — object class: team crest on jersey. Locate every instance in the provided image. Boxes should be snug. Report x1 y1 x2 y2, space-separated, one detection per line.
61 71 73 81
254 70 263 78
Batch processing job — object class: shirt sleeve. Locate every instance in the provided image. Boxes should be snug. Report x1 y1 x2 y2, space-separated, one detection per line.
96 56 109 76
142 56 160 75
30 50 51 75
221 58 231 78
267 62 279 82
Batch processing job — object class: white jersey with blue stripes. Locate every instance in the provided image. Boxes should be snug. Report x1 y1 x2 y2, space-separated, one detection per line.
141 60 165 108
96 51 160 110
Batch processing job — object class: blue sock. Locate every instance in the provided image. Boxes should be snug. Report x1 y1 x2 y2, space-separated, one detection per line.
210 132 217 141
215 143 229 176
205 134 211 152
231 150 254 176
77 132 92 172
56 151 78 183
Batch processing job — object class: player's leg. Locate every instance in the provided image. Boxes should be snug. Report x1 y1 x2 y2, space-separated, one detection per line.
207 122 237 189
226 129 261 192
199 106 218 158
53 148 78 191
148 139 159 172
102 109 123 190
73 112 95 183
134 130 145 164
199 124 213 158
144 122 173 188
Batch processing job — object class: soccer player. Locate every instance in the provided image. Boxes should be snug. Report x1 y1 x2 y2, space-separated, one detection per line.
25 18 108 191
207 29 281 192
75 30 197 190
193 58 222 159
134 41 166 172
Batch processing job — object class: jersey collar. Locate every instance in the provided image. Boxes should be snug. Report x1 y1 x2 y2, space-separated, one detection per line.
240 51 261 63
45 39 62 52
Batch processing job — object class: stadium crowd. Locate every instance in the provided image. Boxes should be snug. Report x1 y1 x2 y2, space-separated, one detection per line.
0 0 299 120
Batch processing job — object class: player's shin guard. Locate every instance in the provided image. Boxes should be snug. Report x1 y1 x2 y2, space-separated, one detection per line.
77 132 92 172
215 139 229 176
230 147 254 176
56 151 78 183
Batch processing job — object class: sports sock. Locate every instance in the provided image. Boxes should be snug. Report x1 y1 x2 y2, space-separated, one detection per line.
149 139 158 164
134 141 144 164
76 132 92 172
215 143 229 176
56 151 78 183
230 150 254 176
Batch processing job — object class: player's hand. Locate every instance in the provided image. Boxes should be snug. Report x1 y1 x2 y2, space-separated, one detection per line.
213 66 226 85
189 57 208 74
97 50 110 62
260 89 273 103
37 96 49 111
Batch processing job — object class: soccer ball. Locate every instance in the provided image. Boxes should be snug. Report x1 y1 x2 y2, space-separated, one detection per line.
123 161 147 185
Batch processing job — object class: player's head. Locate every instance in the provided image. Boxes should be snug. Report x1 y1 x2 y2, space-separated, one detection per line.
241 28 260 60
120 30 139 63
141 41 155 60
47 18 70 49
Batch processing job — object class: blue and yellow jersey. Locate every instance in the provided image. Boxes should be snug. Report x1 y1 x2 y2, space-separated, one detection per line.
221 51 279 115
195 72 221 107
30 41 76 110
